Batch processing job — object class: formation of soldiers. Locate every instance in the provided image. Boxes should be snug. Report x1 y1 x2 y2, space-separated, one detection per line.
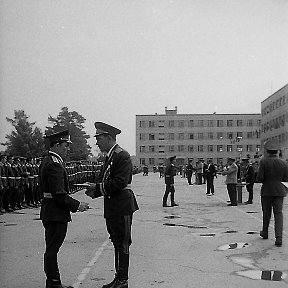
0 152 102 215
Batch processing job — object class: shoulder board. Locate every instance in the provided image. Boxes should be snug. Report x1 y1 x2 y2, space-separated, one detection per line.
51 155 62 164
114 146 124 154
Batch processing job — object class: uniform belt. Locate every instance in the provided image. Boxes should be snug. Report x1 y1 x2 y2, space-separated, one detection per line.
1 177 7 179
124 184 132 189
8 177 15 179
44 192 53 198
15 177 21 180
28 176 34 179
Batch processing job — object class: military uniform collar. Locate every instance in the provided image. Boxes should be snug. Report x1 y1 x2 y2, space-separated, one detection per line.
106 143 118 158
49 151 64 163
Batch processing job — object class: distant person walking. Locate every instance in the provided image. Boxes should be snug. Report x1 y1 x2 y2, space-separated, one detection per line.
257 139 288 247
206 160 216 196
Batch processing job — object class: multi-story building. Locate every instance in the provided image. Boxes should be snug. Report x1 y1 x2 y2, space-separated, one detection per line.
261 83 288 160
136 107 261 168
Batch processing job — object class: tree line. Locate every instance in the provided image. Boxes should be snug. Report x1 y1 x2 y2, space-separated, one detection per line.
1 107 91 160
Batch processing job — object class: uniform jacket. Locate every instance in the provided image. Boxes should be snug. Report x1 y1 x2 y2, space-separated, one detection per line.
206 163 216 178
244 164 255 184
257 154 288 197
164 163 176 185
92 144 138 218
222 162 238 184
40 151 80 222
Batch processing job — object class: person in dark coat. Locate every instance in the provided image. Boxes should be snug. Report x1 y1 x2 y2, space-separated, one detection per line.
242 158 255 204
257 139 288 247
162 156 178 207
85 122 138 288
206 160 216 196
185 160 194 185
40 130 89 288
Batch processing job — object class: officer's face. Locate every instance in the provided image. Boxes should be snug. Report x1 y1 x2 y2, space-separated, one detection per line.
95 134 110 153
56 142 70 158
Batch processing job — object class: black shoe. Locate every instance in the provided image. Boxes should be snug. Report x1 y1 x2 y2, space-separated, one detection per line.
103 279 128 288
103 277 117 288
275 238 282 247
46 283 73 288
171 203 178 207
260 231 268 239
244 201 253 204
227 204 237 206
162 204 169 207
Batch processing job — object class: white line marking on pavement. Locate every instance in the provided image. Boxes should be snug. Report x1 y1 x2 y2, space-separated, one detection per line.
214 195 288 236
73 238 110 288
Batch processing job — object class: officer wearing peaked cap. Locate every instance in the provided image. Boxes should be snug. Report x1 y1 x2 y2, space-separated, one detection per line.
85 122 138 288
40 129 89 288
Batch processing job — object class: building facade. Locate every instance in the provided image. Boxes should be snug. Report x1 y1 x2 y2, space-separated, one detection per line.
261 83 288 160
136 107 261 168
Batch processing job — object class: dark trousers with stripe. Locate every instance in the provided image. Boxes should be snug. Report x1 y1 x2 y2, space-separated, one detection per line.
42 221 68 285
106 215 133 281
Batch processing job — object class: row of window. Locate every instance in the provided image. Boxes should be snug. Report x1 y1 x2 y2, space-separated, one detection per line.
261 113 288 133
139 119 261 128
262 94 288 116
139 131 261 141
139 144 261 153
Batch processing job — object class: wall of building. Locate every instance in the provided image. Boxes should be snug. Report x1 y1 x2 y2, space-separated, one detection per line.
261 84 288 160
136 108 261 168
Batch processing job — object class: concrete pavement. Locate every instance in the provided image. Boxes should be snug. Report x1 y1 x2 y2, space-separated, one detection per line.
0 172 287 288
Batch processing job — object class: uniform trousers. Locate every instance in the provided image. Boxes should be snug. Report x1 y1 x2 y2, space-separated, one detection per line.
163 184 175 205
206 175 214 194
227 184 237 205
186 172 192 185
42 221 68 284
261 196 284 241
246 183 254 202
106 215 132 281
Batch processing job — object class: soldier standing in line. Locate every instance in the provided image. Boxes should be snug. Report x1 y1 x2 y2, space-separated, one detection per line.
40 129 89 288
185 160 194 185
242 158 255 204
206 159 217 196
163 156 178 207
85 122 139 288
0 154 8 214
5 155 16 211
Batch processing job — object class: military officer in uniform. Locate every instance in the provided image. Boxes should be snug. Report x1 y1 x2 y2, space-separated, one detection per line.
242 158 255 204
40 130 89 288
162 156 178 207
85 122 138 288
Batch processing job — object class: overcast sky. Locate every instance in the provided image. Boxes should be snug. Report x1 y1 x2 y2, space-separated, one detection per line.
1 0 287 155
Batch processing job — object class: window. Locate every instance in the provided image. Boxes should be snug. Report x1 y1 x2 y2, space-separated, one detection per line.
149 121 155 127
178 145 184 152
188 145 194 152
139 121 145 127
198 133 204 140
149 146 155 152
158 145 165 153
256 145 261 152
178 133 184 140
208 132 213 140
237 145 243 152
158 120 165 128
217 132 223 139
227 145 233 152
198 145 204 152
227 132 233 139
168 133 175 140
178 120 184 127
247 119 253 127
217 145 223 152
236 132 243 139
217 120 223 127
208 145 213 152
140 158 145 165
140 146 145 153
247 132 253 139
197 120 204 127
227 120 233 127
169 120 175 127
149 158 155 165
208 120 214 127
217 158 223 164
188 120 194 127
149 134 155 140
158 133 165 140
237 120 243 127
169 145 175 153
246 145 253 152
140 133 145 141
257 119 261 126
189 133 194 140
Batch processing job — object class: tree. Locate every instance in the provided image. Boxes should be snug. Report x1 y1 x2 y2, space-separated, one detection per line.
4 110 46 157
46 107 91 160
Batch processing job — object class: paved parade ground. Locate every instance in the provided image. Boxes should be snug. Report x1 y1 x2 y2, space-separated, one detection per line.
1 173 288 288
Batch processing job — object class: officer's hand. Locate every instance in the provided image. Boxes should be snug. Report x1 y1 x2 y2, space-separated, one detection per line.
85 184 96 199
78 202 89 212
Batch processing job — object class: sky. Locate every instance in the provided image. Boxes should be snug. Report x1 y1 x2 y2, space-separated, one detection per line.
0 0 288 155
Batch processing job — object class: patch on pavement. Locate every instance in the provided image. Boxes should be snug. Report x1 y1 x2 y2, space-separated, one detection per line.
235 270 287 281
4 223 17 226
223 230 238 234
246 211 259 214
200 233 216 237
163 223 207 229
164 215 181 219
217 242 249 251
246 231 259 235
